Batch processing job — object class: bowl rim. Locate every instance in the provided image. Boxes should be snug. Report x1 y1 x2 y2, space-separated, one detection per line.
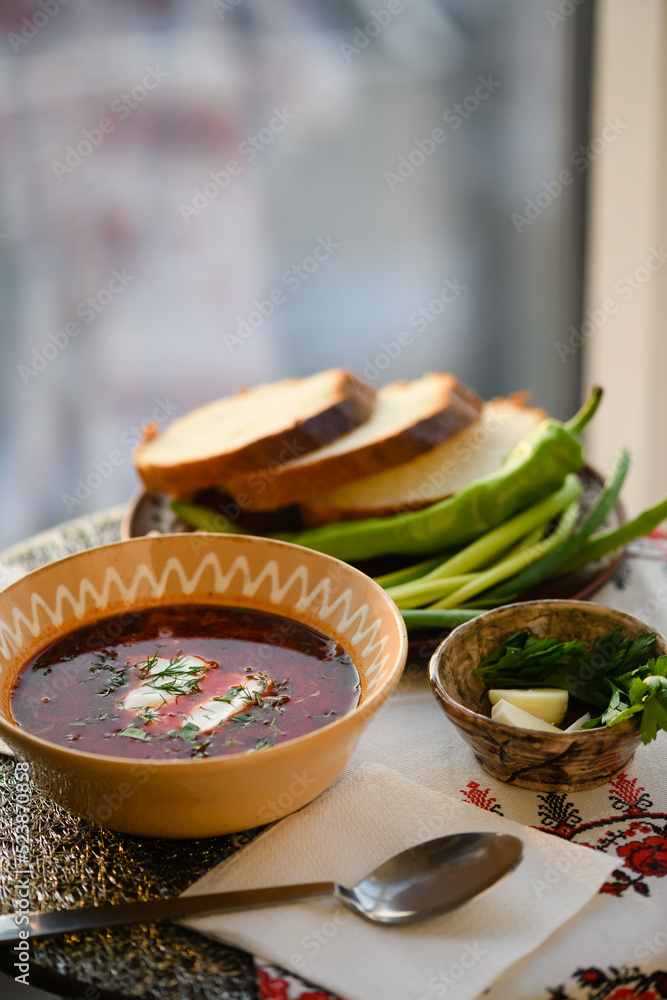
427 598 664 738
0 531 408 767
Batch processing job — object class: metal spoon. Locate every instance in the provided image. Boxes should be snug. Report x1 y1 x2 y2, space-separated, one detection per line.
0 832 522 944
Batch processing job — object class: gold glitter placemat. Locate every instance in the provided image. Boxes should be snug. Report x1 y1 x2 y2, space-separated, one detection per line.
0 750 260 998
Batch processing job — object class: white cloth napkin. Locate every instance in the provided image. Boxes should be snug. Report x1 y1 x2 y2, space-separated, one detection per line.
181 762 617 1000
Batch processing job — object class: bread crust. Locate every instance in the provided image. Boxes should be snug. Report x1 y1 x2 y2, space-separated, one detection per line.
134 371 376 497
227 375 482 511
299 393 547 525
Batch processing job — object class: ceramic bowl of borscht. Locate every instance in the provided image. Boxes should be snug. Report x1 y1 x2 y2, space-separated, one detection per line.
0 532 407 837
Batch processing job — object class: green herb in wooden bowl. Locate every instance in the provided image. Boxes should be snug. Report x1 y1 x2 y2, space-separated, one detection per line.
472 628 667 745
428 600 667 791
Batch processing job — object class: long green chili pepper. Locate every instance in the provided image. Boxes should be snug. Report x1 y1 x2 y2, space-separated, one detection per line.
170 500 242 534
169 387 602 564
269 389 601 561
564 385 603 435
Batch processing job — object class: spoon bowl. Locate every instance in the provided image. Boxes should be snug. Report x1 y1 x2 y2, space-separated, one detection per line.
339 831 523 923
0 832 522 944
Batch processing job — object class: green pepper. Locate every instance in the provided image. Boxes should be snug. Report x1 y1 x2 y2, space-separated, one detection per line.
171 387 602 563
170 500 242 534
273 388 602 561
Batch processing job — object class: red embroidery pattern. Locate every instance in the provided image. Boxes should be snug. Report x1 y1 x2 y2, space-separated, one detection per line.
460 780 503 814
596 778 665 897
258 968 289 1000
609 775 653 816
618 836 667 878
257 966 343 1000
534 774 667 898
548 965 667 1000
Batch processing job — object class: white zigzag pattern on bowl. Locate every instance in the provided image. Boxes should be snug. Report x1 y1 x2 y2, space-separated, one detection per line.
0 553 390 682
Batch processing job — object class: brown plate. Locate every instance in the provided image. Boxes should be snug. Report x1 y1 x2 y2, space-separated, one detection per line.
122 465 626 667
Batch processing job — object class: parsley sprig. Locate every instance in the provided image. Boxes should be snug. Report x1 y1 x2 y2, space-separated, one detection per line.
586 656 667 743
170 721 199 741
117 725 152 742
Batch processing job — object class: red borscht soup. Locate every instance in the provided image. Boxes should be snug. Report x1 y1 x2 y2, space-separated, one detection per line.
10 605 361 759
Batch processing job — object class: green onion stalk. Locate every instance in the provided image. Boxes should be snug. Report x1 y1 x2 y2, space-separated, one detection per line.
400 609 487 631
430 495 581 610
487 444 631 601
383 474 582 610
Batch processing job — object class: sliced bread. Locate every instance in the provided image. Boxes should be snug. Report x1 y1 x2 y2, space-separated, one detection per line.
133 369 375 497
299 394 546 524
226 373 482 510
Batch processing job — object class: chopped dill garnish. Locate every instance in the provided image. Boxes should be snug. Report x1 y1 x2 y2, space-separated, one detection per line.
137 707 159 725
213 684 245 704
192 738 212 757
254 733 277 751
137 651 207 699
91 649 128 695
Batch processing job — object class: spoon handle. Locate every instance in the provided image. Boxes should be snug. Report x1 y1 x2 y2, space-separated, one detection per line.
0 882 337 945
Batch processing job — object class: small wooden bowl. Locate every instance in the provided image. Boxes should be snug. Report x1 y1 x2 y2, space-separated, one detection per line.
428 600 667 792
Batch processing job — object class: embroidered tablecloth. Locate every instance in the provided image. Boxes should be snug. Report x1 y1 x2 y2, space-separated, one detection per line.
254 531 667 1000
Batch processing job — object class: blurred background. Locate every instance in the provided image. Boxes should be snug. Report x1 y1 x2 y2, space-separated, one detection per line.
0 0 593 548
